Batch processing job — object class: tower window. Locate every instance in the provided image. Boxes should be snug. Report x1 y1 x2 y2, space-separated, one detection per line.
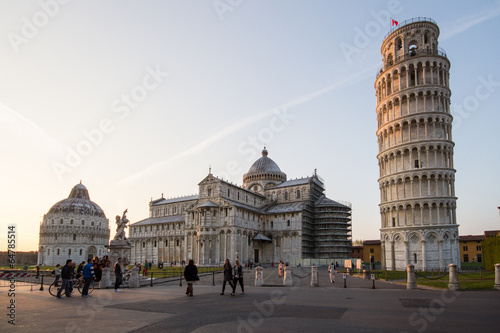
414 253 417 264
176 239 180 246
60 219 63 224
228 189 230 197
70 219 74 225
409 44 417 56
208 188 211 196
287 220 290 227
80 249 82 255
154 240 157 247
69 249 72 255
73 234 76 241
285 192 288 200
82 220 85 225
57 249 60 255
165 240 168 247
414 160 419 168
392 218 396 227
271 221 274 229
296 190 300 199
48 249 50 255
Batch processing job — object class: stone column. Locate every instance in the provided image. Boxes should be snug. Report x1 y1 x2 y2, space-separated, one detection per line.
129 266 140 288
310 265 318 287
438 240 443 270
255 266 263 286
494 264 500 291
407 265 416 289
421 240 427 271
100 267 111 289
448 264 459 291
284 266 293 286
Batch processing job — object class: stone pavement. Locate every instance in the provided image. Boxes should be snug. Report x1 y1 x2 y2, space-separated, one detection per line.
1 267 499 332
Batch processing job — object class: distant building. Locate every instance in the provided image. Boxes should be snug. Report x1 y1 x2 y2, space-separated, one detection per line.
352 246 363 260
129 148 352 265
458 235 485 263
362 240 382 264
37 183 110 266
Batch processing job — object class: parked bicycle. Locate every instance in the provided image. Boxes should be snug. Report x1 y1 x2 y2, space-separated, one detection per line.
49 277 94 297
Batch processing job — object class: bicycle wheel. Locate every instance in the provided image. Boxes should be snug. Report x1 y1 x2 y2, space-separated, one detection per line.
77 280 95 294
49 281 60 297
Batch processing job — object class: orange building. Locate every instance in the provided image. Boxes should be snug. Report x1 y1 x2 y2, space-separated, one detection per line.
362 240 381 263
459 235 485 263
352 246 363 260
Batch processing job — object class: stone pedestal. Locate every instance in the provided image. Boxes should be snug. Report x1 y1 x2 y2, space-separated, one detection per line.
494 264 500 291
448 264 459 291
310 266 318 287
284 266 292 286
129 266 140 288
255 266 264 286
407 265 416 290
107 240 132 271
100 267 111 289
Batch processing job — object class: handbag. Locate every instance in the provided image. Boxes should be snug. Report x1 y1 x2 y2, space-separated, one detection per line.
195 274 200 281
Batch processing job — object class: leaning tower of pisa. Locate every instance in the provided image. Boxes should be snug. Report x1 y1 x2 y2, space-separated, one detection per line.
375 18 460 271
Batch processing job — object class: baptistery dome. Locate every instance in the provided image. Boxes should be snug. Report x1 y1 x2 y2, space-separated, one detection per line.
243 148 287 192
38 182 110 266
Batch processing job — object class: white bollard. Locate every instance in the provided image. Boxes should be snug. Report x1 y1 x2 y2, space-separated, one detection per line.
129 266 140 288
284 266 293 286
494 264 500 291
100 267 111 289
448 264 459 291
406 265 416 290
255 266 264 286
310 265 318 287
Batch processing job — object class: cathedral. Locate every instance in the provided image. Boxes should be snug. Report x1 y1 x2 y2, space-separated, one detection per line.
129 148 352 266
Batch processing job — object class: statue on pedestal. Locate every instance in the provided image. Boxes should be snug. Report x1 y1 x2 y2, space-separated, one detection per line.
114 209 129 241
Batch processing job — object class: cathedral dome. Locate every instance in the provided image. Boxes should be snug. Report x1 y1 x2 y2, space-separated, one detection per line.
243 148 287 189
246 148 283 174
46 182 106 218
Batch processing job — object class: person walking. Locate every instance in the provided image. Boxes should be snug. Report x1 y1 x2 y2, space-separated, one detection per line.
231 259 244 296
328 262 336 283
183 259 198 297
56 259 73 298
81 259 95 297
220 259 234 295
114 258 123 292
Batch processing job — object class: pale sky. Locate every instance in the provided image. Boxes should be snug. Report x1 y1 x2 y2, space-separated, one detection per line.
1 0 499 251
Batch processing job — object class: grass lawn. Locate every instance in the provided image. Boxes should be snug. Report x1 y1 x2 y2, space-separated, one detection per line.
414 271 495 290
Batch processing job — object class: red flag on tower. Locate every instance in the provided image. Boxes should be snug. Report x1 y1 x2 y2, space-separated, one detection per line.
392 19 399 26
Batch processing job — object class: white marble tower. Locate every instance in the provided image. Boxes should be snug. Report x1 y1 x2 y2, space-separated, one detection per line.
375 18 460 270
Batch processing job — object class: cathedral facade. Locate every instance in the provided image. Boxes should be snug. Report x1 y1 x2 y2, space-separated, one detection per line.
129 149 352 266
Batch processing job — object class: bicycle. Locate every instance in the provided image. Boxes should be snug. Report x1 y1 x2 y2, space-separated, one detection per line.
49 277 95 297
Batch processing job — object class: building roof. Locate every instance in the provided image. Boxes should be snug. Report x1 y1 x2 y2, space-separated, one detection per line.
223 198 263 214
263 202 306 214
484 230 500 237
131 215 185 226
197 200 218 208
253 233 272 241
271 177 312 189
315 196 350 208
363 240 381 245
459 235 486 241
151 194 199 206
47 183 106 218
246 148 283 175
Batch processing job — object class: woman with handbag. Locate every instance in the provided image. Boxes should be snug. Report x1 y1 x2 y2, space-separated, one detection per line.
231 259 244 296
183 259 198 297
221 259 234 295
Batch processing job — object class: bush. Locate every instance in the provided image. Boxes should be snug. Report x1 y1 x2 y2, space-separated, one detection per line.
482 236 500 271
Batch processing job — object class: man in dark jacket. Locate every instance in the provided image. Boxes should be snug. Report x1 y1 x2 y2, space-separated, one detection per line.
81 259 95 297
114 258 123 292
56 259 73 298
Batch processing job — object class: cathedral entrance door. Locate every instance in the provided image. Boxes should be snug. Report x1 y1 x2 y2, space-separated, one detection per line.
254 249 259 264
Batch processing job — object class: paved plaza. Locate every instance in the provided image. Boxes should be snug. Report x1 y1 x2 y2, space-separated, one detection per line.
1 267 499 332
